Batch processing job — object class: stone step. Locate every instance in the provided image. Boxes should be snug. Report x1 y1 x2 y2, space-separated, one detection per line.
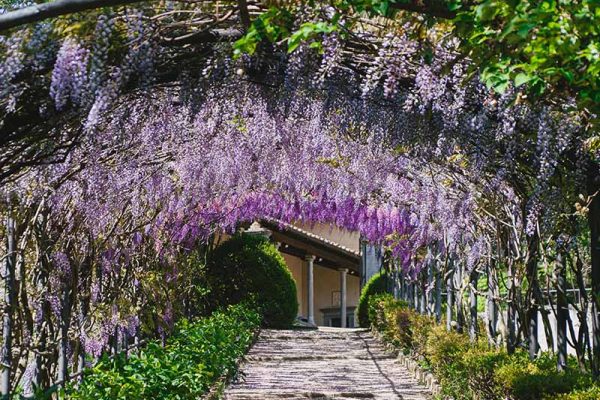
223 328 431 400
245 355 396 362
224 390 378 399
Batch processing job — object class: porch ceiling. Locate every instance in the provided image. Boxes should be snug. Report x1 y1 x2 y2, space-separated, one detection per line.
260 220 361 276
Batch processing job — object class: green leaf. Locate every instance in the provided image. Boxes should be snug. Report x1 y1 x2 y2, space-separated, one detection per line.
475 0 501 22
514 72 533 87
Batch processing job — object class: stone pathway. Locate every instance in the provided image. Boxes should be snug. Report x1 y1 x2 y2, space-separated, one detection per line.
223 327 431 399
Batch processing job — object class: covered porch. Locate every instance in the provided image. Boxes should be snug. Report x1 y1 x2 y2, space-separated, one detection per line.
257 220 362 327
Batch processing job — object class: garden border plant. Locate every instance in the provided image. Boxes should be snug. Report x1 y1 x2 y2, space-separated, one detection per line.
67 304 261 400
357 271 393 328
368 294 600 400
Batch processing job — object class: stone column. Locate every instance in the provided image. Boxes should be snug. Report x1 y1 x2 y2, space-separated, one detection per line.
339 268 348 328
306 255 316 326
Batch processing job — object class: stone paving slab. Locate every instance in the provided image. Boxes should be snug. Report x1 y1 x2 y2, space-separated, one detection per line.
223 327 431 399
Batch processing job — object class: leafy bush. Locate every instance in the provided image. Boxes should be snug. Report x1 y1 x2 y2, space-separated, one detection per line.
409 312 434 359
206 233 298 328
368 293 395 331
387 303 413 351
371 294 412 349
357 271 392 327
70 304 260 400
369 295 598 400
424 324 472 398
549 386 600 400
494 352 594 400
461 347 510 400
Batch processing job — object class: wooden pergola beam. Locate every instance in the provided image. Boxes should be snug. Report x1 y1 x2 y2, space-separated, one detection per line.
390 0 457 19
0 0 458 32
0 0 148 31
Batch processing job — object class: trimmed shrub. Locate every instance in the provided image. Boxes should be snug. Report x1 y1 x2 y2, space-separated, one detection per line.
369 294 412 350
425 324 470 372
409 312 435 359
357 271 392 327
206 233 298 328
549 387 600 400
461 346 510 400
387 303 413 351
425 324 472 398
368 293 395 331
70 304 260 400
494 352 594 400
368 295 599 400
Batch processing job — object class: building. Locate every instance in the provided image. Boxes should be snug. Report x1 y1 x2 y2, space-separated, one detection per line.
247 220 381 328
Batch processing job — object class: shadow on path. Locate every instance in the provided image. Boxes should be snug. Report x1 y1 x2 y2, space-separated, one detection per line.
357 331 405 399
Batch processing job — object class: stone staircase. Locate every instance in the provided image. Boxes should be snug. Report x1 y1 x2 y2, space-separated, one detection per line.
223 327 431 399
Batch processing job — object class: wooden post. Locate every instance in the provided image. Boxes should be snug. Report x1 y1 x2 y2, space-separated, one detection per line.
413 280 421 312
1 202 16 397
469 270 479 341
446 260 454 332
435 268 442 323
393 263 400 300
420 270 427 315
398 269 404 300
487 261 498 342
526 233 540 359
428 251 435 315
507 258 517 355
588 164 600 377
556 250 568 371
455 261 464 334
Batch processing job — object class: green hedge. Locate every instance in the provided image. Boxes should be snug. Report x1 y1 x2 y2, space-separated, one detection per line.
552 387 600 400
69 304 260 400
368 295 599 400
356 271 392 327
205 233 298 328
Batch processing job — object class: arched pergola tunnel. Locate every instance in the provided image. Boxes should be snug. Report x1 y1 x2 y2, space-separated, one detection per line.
1 0 600 397
0 78 477 394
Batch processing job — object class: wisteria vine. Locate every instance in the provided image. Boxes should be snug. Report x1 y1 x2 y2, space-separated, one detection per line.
0 1 599 395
